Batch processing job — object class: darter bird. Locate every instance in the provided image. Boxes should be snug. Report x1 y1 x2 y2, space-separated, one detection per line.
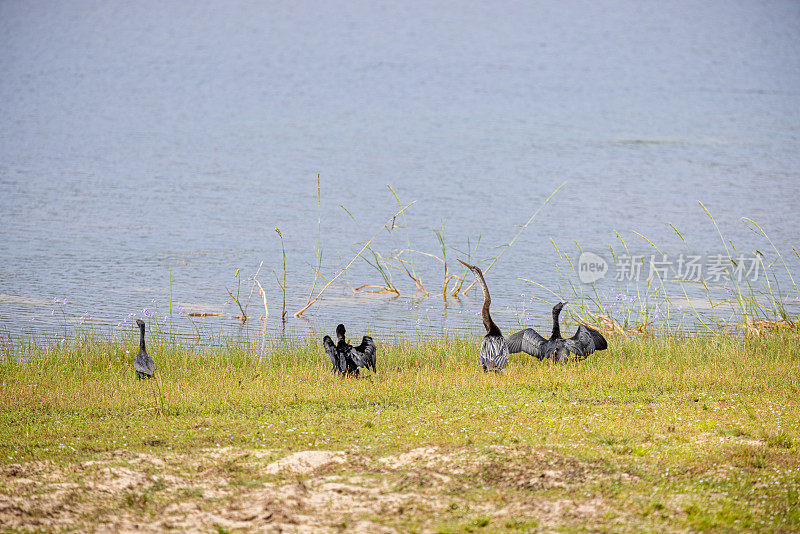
323 323 376 376
506 302 607 362
134 319 156 379
458 259 508 373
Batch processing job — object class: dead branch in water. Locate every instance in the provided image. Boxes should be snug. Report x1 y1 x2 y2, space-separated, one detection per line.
246 261 268 322
395 254 428 296
353 284 401 295
252 279 269 322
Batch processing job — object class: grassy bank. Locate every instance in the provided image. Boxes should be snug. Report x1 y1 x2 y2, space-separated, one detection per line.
1 332 799 532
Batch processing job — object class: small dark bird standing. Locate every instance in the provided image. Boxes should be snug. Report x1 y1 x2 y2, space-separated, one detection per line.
506 302 607 362
322 324 376 376
134 319 156 379
458 259 508 372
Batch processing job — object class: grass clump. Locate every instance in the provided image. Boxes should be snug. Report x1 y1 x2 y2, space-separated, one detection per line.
764 430 793 449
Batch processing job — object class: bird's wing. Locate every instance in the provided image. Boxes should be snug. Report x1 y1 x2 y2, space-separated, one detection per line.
348 336 376 371
481 336 509 371
134 351 155 376
354 336 376 371
564 324 607 359
506 328 547 359
323 336 341 372
586 325 608 351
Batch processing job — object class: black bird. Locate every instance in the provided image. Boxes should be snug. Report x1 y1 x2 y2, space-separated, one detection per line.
134 319 156 379
322 324 376 376
458 259 508 372
507 302 607 362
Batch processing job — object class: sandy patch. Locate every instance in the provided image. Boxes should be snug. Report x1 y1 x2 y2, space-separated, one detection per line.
264 450 345 475
0 445 612 532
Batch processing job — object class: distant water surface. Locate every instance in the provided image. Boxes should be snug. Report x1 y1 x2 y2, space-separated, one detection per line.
1 1 799 342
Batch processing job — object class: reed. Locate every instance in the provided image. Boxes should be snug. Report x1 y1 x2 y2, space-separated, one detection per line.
274 228 287 319
225 269 247 323
387 184 427 294
293 200 416 317
340 203 400 295
461 181 565 295
522 205 800 337
214 178 797 336
300 174 326 311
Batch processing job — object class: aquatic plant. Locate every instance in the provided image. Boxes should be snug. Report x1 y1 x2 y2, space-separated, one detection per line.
293 199 416 317
274 228 287 319
522 204 800 337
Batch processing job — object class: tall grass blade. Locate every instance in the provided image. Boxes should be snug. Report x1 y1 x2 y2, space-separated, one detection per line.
463 181 565 293
294 201 416 317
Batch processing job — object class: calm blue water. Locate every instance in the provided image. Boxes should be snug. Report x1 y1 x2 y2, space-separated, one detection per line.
1 1 799 342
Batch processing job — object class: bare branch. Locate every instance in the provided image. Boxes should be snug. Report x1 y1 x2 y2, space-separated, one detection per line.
252 279 269 322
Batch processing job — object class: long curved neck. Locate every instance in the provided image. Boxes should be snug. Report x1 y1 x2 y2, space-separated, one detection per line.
474 269 501 336
551 309 561 340
139 325 146 351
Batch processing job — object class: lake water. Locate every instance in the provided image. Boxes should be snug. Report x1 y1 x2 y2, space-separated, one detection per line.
1 1 799 343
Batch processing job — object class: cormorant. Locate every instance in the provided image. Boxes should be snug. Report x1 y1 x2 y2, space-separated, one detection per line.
506 302 607 362
323 324 376 376
134 319 155 379
458 259 508 372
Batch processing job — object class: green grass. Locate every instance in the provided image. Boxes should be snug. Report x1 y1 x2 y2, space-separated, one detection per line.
1 331 799 531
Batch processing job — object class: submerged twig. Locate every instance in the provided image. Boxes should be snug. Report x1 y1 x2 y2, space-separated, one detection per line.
353 284 400 294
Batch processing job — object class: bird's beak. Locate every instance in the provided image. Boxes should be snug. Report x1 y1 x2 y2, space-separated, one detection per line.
457 259 473 269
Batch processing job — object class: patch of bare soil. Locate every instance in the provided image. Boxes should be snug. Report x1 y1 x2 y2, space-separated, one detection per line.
0 445 620 532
